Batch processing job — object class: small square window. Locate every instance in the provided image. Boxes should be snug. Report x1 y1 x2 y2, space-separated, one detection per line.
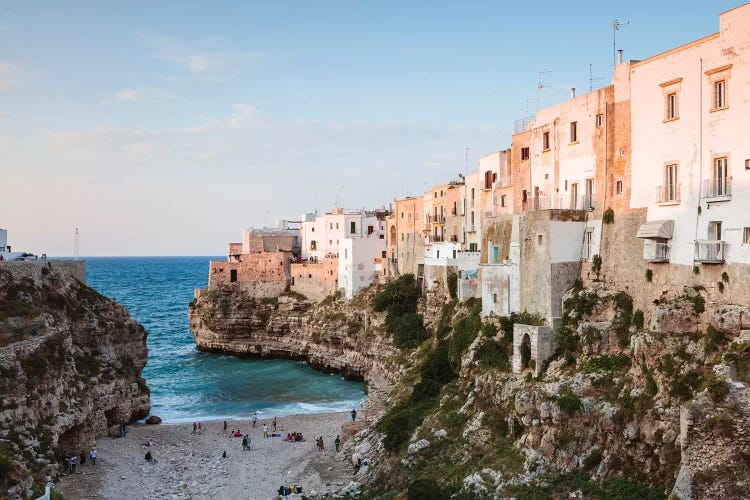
521 147 530 160
744 227 750 244
542 131 550 151
620 148 626 157
616 180 623 194
544 173 549 180
570 121 578 142
537 234 543 245
596 114 603 127
501 195 506 207
493 293 498 303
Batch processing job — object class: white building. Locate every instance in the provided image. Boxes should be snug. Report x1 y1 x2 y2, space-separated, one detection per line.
0 229 30 261
338 237 386 299
300 209 384 261
630 4 750 269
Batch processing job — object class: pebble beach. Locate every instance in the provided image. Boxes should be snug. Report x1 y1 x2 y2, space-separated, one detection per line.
56 412 357 499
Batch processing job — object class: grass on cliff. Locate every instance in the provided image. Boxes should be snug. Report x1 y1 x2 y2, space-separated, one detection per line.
374 275 429 349
504 472 666 500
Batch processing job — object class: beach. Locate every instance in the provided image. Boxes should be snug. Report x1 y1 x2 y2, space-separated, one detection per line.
56 412 358 500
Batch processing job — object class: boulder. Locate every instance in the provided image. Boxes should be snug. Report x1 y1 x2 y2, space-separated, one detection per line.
145 415 162 425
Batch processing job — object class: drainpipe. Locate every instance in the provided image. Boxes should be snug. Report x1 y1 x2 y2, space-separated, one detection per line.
693 58 703 268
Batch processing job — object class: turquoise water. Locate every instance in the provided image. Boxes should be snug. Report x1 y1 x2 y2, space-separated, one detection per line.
84 257 365 423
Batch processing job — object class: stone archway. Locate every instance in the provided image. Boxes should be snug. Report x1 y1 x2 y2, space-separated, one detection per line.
520 333 531 370
513 324 554 376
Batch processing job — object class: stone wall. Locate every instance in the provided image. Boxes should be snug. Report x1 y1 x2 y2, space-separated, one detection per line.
0 260 86 284
291 259 339 302
208 252 291 297
512 324 554 376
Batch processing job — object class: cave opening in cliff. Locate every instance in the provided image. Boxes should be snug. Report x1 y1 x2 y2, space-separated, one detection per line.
104 408 119 427
57 423 89 457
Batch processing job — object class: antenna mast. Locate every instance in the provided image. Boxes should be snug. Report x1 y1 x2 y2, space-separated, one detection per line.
74 228 79 261
613 19 629 68
589 64 604 92
536 71 551 112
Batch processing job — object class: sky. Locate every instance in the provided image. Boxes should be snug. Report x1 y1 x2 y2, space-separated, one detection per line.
0 0 742 256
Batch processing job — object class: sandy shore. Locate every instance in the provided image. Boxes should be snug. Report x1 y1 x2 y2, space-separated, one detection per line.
56 412 358 499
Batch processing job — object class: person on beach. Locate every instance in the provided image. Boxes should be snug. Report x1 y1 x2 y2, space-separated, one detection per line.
63 456 70 474
263 423 269 438
90 448 97 467
198 422 202 434
145 451 153 462
246 434 251 449
351 408 357 421
223 420 227 432
70 454 77 473
222 450 227 459
273 416 277 431
192 422 197 435
241 435 247 450
252 412 258 427
335 435 341 452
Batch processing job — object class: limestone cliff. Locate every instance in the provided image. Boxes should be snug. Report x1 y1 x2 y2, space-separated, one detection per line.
0 263 150 499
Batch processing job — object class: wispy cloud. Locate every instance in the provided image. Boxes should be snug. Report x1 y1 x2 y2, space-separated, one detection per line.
0 62 23 92
101 87 179 104
142 34 261 81
114 88 146 101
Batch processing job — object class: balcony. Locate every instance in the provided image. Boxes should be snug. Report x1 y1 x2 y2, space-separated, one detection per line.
427 235 445 243
449 235 459 243
694 240 726 263
702 177 731 202
522 194 596 212
643 241 670 263
468 224 477 233
427 215 446 224
657 184 681 205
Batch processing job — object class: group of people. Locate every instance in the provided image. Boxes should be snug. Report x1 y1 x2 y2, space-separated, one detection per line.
62 448 97 473
284 432 305 442
191 422 203 435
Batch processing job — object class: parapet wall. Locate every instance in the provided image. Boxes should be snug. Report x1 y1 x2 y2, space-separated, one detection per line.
0 260 87 283
208 252 291 298
291 259 338 302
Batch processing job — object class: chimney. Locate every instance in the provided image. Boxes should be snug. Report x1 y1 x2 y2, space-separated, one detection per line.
617 49 623 64
570 87 576 98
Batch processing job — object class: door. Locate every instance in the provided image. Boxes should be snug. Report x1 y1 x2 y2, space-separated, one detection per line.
493 246 500 264
585 179 594 209
570 183 578 209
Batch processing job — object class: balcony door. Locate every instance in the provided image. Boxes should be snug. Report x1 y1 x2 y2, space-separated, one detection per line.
709 221 722 241
714 157 728 196
570 183 579 209
585 179 594 209
665 164 678 201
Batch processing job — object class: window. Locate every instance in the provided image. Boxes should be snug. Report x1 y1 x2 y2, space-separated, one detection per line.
230 269 237 283
501 195 506 207
401 233 404 241
665 93 678 120
583 229 593 259
619 148 625 157
521 147 530 160
367 225 374 235
744 228 750 244
329 223 333 229
585 179 594 209
310 240 317 250
709 221 722 241
714 157 729 196
713 80 726 109
537 234 543 245
616 180 623 194
311 227 315 232
350 221 356 234
570 121 578 142
570 183 578 209
344 249 348 258
564 180 568 191
382 250 387 258
746 159 750 170
596 114 603 127
542 131 550 151
493 293 498 304
471 188 475 200
484 170 493 189
336 222 339 229
401 212 404 218
664 164 679 202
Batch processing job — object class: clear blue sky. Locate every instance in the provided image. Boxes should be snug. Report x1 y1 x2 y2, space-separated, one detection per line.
0 0 742 255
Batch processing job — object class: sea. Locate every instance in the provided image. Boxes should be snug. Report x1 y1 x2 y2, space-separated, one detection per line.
83 257 366 423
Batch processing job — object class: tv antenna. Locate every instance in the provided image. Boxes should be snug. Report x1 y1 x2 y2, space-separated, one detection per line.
74 228 79 261
536 71 551 112
613 19 629 67
335 185 344 209
589 64 605 92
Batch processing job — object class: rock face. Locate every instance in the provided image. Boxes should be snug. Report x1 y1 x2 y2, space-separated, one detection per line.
0 263 150 499
189 288 400 387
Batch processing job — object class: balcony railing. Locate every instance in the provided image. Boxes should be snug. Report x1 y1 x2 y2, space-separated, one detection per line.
427 235 445 243
695 240 726 263
522 194 596 212
449 235 459 242
427 215 446 224
657 184 681 204
644 241 670 262
468 224 477 233
702 177 732 200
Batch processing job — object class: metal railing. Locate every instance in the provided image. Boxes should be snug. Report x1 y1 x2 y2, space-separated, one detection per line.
644 241 670 262
449 235 459 242
468 224 477 233
427 215 446 224
427 235 445 243
694 240 726 263
522 194 596 212
514 115 534 134
657 184 681 204
702 177 732 199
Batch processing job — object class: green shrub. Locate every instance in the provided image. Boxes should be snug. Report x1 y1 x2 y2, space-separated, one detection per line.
499 311 545 339
555 327 578 362
670 370 704 401
447 271 457 300
722 271 730 283
718 281 725 294
481 322 498 338
583 450 603 470
632 310 644 329
591 254 602 280
707 414 734 437
435 301 456 339
703 371 730 403
705 326 728 354
476 339 510 370
557 385 582 417
645 269 653 282
373 274 419 315
693 265 700 275
724 342 750 383
386 312 429 349
643 366 658 397
448 307 481 368
412 344 456 403
376 400 433 450
408 478 453 500
583 354 631 373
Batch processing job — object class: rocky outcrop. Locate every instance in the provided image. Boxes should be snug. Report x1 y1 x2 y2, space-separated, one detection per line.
0 263 150 499
189 288 401 387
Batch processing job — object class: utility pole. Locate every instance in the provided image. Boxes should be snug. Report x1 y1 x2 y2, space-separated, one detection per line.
613 19 629 68
74 228 79 261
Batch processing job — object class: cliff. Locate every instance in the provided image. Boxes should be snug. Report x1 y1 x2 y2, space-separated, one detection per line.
189 276 750 499
0 262 150 499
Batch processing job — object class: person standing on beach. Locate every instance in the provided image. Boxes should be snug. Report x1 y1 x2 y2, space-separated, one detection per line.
350 408 357 421
223 420 227 432
63 456 70 474
70 454 77 473
198 422 202 434
90 448 97 467
335 435 341 452
246 434 251 449
241 435 247 451
263 423 269 439
252 412 258 428
272 416 277 432
192 422 197 435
